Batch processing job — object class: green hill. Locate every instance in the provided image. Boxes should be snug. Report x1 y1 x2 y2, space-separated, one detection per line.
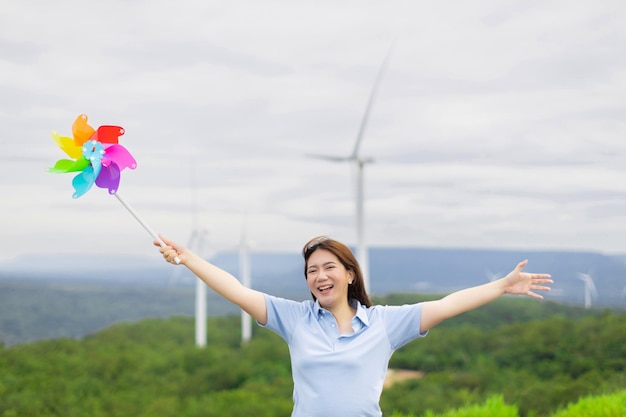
1 298 624 417
0 279 607 348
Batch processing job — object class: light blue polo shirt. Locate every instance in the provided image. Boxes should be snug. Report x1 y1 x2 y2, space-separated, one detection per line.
260 294 428 417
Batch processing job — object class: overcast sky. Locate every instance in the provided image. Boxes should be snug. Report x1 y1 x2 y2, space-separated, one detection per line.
2 0 626 263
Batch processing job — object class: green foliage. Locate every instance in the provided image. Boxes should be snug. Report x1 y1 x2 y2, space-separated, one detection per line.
0 316 293 417
423 395 518 417
550 390 626 417
0 295 625 417
381 304 625 417
389 391 626 417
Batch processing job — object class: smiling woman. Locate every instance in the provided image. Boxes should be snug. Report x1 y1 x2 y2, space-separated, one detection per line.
155 234 552 417
302 235 371 309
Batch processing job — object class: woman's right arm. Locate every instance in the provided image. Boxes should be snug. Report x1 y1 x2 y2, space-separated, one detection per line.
155 236 268 325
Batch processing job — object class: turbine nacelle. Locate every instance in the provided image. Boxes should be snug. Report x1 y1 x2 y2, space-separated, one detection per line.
306 153 375 165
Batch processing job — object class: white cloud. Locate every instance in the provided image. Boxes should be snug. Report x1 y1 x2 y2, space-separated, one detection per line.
1 0 626 263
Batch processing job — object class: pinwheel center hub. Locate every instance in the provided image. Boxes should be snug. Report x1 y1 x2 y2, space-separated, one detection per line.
82 140 105 162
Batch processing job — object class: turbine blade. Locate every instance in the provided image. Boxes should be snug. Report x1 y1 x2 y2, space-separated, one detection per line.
584 272 599 297
305 153 352 162
351 42 394 159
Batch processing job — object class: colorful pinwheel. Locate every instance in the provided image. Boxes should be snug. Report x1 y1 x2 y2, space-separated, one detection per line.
48 114 137 198
47 114 179 263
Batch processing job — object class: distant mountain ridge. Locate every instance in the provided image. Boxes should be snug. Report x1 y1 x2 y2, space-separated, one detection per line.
2 247 625 308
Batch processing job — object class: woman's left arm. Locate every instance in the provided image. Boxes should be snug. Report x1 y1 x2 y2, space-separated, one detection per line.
420 260 553 333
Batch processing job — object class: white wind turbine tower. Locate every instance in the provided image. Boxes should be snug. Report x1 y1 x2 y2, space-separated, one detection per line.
307 46 393 293
169 165 210 347
169 226 210 347
239 218 253 344
192 229 209 347
577 272 599 309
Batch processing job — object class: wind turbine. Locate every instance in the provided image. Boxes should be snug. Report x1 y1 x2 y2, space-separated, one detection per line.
307 46 393 293
577 272 598 309
485 269 501 282
238 215 253 344
169 165 210 347
192 229 210 347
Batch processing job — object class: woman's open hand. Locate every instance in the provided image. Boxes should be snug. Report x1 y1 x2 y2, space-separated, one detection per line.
503 260 553 299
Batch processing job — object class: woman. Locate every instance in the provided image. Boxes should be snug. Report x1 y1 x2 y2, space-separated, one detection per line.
156 235 552 417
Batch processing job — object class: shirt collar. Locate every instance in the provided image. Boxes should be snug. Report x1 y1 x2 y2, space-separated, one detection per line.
313 299 324 316
314 299 370 327
352 299 370 327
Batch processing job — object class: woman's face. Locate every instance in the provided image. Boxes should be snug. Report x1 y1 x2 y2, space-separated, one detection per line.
306 248 353 310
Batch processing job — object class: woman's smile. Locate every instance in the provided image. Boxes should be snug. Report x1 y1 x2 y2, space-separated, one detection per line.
306 248 354 311
317 284 334 295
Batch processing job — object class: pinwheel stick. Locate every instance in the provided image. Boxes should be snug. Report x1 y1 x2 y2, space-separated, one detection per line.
114 192 180 264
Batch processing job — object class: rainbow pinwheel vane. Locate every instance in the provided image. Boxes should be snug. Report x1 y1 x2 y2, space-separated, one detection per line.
48 114 137 198
47 114 180 263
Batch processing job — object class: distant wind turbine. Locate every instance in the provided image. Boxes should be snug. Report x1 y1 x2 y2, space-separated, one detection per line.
239 218 253 344
168 165 210 347
577 272 599 309
191 229 210 347
485 269 501 282
307 46 394 293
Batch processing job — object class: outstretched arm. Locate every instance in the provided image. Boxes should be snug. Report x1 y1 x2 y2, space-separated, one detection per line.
155 235 268 325
419 260 552 333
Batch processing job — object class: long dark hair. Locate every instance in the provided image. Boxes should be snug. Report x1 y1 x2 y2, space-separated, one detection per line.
302 236 372 307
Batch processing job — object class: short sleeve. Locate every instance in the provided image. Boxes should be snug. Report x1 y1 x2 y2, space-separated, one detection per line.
377 303 428 350
258 294 309 343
